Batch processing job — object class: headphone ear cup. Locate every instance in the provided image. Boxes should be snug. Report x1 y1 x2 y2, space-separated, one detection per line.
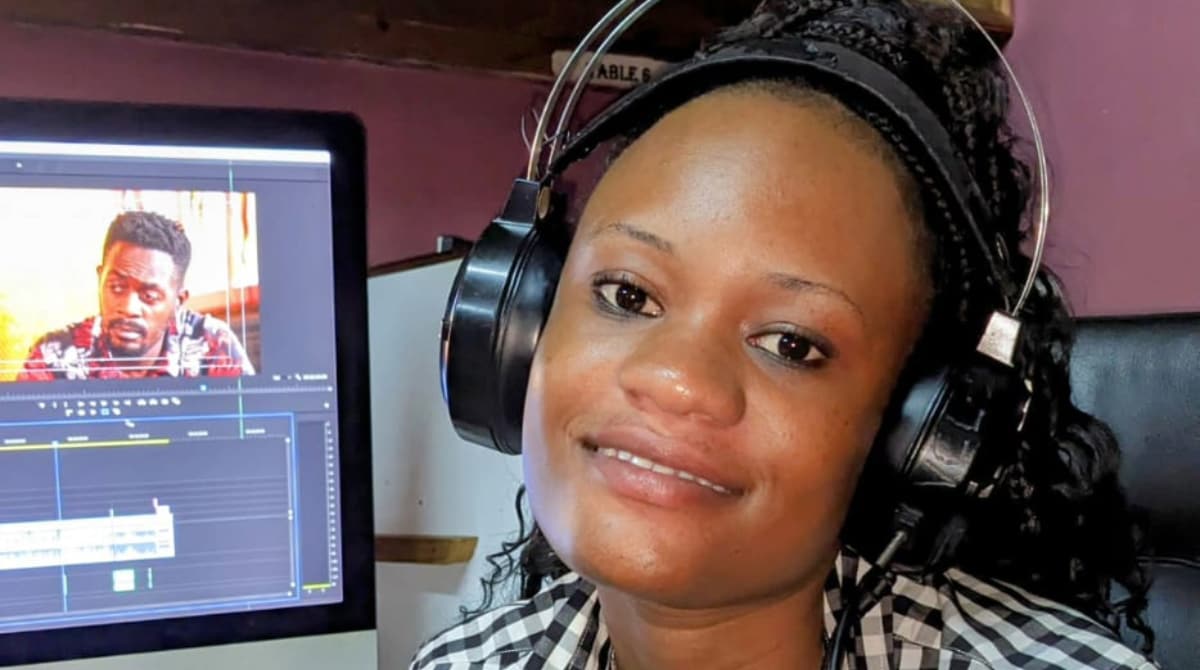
878 365 955 485
879 361 1024 500
440 180 568 454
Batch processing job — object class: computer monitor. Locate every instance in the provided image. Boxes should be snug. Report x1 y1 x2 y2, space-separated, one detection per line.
0 100 375 667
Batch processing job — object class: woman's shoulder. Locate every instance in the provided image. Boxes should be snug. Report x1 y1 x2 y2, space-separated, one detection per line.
408 573 600 669
408 560 1158 669
914 567 1158 670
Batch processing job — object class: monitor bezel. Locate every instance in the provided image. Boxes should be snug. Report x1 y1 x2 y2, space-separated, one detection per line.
0 98 375 666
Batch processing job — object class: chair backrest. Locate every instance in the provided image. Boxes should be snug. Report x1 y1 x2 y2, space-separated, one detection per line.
1070 313 1200 669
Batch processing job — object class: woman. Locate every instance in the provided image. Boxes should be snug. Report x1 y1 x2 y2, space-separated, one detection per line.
414 0 1156 668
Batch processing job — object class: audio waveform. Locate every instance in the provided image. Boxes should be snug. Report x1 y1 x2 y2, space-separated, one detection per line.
0 499 176 571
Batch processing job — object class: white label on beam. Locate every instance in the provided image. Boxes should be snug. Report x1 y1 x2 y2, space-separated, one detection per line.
551 50 668 89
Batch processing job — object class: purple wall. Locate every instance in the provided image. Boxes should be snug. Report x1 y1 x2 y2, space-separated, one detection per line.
1007 0 1200 316
0 21 546 268
0 2 1195 315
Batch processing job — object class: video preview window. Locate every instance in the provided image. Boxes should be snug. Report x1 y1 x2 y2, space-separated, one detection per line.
0 188 260 382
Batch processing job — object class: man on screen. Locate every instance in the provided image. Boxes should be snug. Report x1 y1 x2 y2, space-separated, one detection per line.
18 211 256 380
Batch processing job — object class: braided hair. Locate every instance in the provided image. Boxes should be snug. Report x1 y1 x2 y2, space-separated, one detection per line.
468 0 1152 650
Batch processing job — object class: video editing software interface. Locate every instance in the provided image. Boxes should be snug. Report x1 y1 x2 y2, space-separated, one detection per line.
0 141 346 634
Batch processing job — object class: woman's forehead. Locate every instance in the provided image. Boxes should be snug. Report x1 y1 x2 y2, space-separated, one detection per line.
580 89 914 244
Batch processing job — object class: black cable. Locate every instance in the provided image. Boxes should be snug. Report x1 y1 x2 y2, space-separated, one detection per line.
823 581 860 670
824 565 898 670
824 504 925 670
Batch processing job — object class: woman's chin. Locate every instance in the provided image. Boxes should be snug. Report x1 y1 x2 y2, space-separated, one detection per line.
550 525 731 607
574 555 717 607
538 501 837 611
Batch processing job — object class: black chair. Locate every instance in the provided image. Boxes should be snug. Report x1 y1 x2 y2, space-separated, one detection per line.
1071 313 1200 670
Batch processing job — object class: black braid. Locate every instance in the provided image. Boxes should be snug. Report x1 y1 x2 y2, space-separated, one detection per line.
458 485 534 616
458 485 571 616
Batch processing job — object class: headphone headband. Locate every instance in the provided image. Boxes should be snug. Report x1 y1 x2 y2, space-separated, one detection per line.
547 38 1018 311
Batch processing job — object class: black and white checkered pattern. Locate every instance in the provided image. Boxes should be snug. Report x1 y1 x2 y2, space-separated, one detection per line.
410 550 1158 669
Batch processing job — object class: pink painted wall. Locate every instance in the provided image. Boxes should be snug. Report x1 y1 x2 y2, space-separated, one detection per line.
1 2 1195 315
1007 0 1200 316
0 21 547 268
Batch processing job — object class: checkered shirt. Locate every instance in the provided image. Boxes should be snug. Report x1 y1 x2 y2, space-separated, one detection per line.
410 550 1157 669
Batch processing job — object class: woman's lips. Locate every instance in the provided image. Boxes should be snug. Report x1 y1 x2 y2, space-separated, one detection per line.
590 443 733 493
581 425 745 509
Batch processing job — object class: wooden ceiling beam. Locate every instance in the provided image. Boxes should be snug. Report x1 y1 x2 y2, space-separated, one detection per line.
0 1 1012 80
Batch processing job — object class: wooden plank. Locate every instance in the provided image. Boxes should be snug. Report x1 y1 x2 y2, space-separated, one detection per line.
0 0 1011 80
375 534 479 565
0 1 576 76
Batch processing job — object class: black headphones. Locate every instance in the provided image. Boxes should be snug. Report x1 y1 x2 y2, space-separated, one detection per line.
439 5 1049 666
441 34 1040 507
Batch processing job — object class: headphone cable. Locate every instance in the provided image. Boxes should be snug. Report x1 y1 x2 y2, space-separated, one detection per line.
823 504 923 670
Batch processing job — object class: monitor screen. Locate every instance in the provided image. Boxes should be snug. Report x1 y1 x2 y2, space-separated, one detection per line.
0 102 374 666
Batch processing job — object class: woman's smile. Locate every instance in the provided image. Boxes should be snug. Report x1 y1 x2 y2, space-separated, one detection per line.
580 422 746 509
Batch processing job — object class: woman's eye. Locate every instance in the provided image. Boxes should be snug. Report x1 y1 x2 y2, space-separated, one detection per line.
749 331 829 367
594 281 663 317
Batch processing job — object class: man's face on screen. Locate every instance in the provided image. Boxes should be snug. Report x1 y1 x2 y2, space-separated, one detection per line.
97 241 187 360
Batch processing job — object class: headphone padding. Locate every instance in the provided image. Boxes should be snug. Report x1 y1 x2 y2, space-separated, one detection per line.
441 180 567 454
880 366 953 482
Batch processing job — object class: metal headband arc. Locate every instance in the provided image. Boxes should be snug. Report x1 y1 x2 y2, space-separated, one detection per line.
525 0 1049 321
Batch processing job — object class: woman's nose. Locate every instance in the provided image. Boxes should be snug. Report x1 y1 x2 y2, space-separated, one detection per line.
616 318 746 427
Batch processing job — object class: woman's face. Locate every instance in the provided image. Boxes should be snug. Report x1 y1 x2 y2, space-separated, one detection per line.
522 87 932 609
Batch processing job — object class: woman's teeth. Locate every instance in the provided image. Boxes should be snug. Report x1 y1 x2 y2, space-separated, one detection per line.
596 447 731 494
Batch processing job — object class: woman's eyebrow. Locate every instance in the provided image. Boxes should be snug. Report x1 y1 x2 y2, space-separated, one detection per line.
587 221 863 320
766 272 864 321
588 221 674 254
